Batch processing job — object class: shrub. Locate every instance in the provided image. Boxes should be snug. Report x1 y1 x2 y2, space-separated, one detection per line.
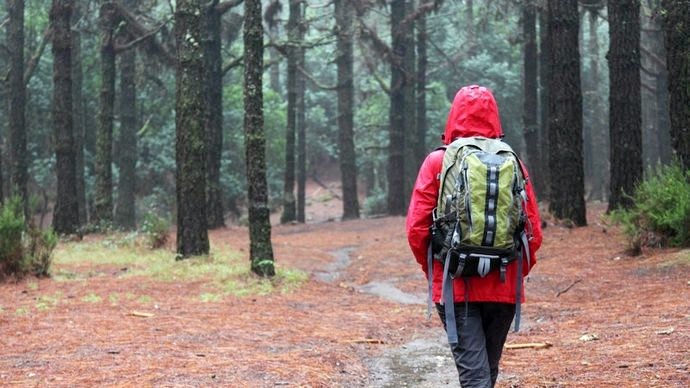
0 197 59 279
0 197 25 274
610 163 690 249
140 213 170 249
23 228 58 277
363 188 388 216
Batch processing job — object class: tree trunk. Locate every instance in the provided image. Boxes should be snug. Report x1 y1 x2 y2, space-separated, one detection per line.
466 0 476 55
662 0 690 170
537 9 550 198
244 0 275 276
586 10 608 201
51 0 79 235
547 0 586 226
71 3 87 225
115 35 137 230
7 0 29 218
522 1 540 176
607 0 643 211
95 1 117 225
335 0 360 221
387 0 407 216
296 6 307 224
402 0 416 207
203 4 225 229
175 0 209 257
281 0 299 224
415 11 428 168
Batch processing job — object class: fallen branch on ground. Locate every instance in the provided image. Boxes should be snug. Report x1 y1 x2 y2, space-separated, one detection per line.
504 342 553 350
556 279 582 297
342 339 385 344
129 311 154 318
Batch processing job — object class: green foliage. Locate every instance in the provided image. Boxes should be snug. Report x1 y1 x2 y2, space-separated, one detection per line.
140 212 170 249
0 197 25 275
23 228 58 277
363 187 388 216
53 239 307 297
0 197 58 278
610 163 690 249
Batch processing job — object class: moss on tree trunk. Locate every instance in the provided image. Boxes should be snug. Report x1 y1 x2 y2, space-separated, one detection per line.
244 0 275 277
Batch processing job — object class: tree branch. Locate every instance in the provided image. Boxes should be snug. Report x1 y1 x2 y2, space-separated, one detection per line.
114 19 170 54
24 26 52 85
222 56 244 75
216 0 244 15
298 65 337 91
111 2 175 67
356 39 390 95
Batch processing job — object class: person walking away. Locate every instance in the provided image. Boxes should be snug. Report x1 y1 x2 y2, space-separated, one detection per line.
406 85 543 387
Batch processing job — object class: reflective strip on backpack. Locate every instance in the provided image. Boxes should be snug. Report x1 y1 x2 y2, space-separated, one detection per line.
482 165 500 246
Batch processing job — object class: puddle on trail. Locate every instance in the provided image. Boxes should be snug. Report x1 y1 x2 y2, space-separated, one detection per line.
356 281 425 305
313 247 355 283
315 248 457 386
367 333 459 387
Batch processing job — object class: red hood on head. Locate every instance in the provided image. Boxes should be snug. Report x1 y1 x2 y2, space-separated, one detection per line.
442 85 503 144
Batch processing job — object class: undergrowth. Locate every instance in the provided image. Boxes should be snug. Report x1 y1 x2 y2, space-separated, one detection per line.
0 197 58 279
609 163 690 251
53 240 308 298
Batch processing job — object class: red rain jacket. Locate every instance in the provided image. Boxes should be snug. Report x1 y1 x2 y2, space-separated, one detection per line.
406 85 543 304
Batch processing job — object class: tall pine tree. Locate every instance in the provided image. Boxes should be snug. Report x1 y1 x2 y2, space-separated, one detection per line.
547 0 586 226
175 0 209 257
607 0 642 211
244 0 275 276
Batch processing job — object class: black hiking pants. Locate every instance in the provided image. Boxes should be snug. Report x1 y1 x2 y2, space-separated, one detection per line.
436 302 516 388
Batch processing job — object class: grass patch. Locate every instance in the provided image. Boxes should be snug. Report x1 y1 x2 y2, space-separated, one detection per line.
658 249 690 269
35 292 62 311
15 307 29 316
81 293 102 303
200 293 222 302
108 293 120 305
52 239 309 300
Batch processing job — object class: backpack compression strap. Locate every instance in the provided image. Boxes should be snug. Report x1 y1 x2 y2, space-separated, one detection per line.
513 230 531 332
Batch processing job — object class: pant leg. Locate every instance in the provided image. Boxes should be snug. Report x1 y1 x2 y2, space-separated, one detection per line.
480 303 516 387
436 303 492 388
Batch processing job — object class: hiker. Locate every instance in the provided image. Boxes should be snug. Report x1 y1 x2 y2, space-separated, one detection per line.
406 85 543 387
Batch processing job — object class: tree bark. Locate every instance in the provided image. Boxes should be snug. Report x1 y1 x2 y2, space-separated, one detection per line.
175 0 209 257
296 5 307 224
607 0 643 211
586 10 608 201
537 9 550 198
281 0 299 224
335 0 360 220
522 1 540 177
51 0 79 235
203 4 225 229
402 0 416 206
71 2 87 225
387 0 407 216
244 0 275 276
662 0 690 170
415 10 428 169
547 0 586 226
115 18 138 230
95 1 117 225
7 0 29 218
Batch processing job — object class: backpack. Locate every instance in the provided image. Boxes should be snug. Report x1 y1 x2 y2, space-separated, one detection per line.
427 136 531 344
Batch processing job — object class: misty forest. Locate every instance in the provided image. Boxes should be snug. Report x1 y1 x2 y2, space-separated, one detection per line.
1 0 689 386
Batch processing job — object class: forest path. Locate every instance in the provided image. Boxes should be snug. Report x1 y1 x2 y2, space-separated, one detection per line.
266 201 690 387
1 202 688 387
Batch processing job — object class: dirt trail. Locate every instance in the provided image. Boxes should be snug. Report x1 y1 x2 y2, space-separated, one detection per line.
1 197 689 386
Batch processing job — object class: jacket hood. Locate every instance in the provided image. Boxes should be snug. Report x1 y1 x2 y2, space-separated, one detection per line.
442 85 503 144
